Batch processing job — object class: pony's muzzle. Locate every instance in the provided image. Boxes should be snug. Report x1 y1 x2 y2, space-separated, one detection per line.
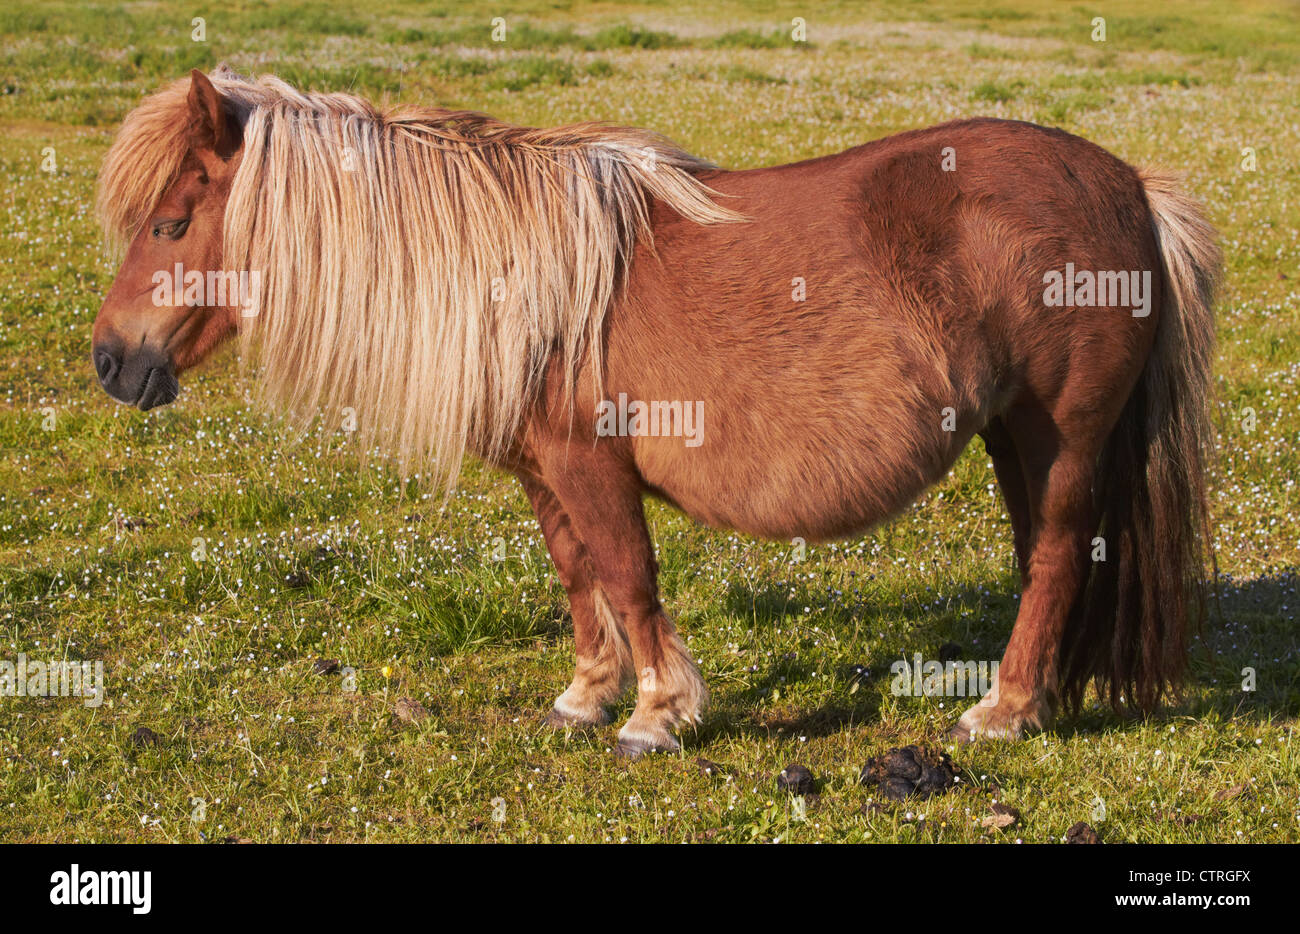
93 341 179 411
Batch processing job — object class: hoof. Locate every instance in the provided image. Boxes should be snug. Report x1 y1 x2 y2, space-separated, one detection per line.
543 705 610 729
953 692 1050 741
952 706 1024 741
947 719 1017 743
614 728 680 759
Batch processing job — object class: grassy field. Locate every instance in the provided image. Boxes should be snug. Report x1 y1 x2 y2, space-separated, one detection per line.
1 0 1298 843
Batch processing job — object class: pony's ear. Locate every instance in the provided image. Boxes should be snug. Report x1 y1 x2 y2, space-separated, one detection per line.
187 69 240 158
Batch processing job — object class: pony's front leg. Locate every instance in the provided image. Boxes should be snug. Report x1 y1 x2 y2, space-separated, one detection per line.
539 460 707 757
519 473 633 726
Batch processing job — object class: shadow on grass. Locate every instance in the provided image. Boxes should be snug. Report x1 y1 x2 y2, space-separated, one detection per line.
696 568 1300 744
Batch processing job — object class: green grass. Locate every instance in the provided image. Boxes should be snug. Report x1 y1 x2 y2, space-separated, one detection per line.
1 0 1298 843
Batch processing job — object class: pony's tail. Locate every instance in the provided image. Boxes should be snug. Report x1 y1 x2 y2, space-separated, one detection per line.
1061 170 1220 714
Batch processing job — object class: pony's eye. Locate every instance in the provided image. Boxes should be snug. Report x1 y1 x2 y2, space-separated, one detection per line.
152 219 189 240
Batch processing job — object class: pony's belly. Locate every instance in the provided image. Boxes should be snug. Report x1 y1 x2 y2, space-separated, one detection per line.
635 431 953 543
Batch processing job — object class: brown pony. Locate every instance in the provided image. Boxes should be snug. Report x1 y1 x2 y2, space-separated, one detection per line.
92 69 1219 756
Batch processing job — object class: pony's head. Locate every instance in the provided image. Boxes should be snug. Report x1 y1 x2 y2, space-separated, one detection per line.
93 69 243 409
91 68 740 484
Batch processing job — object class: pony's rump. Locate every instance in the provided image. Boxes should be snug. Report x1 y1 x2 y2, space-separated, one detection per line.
1060 169 1220 713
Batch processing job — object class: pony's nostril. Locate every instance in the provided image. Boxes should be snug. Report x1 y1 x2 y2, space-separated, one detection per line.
94 348 120 385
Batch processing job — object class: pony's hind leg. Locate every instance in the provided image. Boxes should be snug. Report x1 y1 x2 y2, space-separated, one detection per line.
954 404 1104 740
536 454 706 757
519 474 633 727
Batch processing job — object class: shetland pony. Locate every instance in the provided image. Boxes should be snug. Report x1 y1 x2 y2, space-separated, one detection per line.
92 68 1218 755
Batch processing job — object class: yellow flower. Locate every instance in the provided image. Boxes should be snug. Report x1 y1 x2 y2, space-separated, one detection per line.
381 666 392 678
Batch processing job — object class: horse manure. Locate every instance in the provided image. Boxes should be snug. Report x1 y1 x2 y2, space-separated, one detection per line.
860 745 956 800
881 777 918 800
777 764 816 795
1066 821 1101 844
129 726 161 748
312 658 340 676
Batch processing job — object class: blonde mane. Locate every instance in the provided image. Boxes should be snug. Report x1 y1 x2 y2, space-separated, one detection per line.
98 70 740 485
